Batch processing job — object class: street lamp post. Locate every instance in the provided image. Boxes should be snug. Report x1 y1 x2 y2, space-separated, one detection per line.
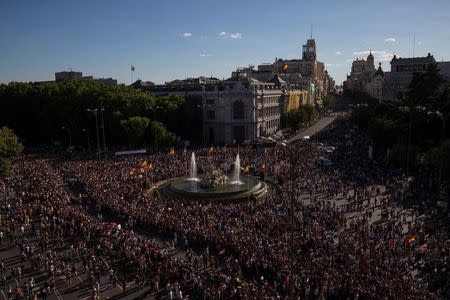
400 106 425 173
61 126 72 152
87 109 101 161
278 135 310 299
197 104 207 148
149 106 161 154
82 128 91 152
100 107 107 158
428 110 446 203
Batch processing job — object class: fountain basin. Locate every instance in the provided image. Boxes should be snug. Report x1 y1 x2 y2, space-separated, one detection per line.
166 176 266 202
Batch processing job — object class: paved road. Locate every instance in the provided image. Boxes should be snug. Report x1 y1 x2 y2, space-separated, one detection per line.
287 113 339 144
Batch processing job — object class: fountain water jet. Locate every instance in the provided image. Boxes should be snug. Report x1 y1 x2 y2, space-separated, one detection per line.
188 152 200 181
230 154 243 185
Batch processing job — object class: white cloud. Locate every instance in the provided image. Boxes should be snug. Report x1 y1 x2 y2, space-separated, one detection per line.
200 53 213 57
384 37 396 43
182 32 192 38
353 50 394 62
417 41 422 45
335 51 342 55
218 32 243 39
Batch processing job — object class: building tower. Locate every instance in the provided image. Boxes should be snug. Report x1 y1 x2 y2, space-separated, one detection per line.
302 39 317 61
367 50 374 69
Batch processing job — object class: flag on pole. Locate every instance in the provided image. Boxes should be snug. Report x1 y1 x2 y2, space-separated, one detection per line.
130 65 136 72
208 146 214 155
140 160 148 168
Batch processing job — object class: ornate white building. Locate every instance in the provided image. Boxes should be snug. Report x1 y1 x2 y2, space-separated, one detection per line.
201 74 285 145
343 51 384 100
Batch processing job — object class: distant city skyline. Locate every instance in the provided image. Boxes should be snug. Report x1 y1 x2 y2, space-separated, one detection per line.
1 0 450 85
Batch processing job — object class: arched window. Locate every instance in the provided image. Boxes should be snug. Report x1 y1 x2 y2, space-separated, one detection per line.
233 100 245 120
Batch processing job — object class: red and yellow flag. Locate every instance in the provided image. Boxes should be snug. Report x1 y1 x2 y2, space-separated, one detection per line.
243 165 250 174
260 163 266 172
208 146 214 155
140 160 148 168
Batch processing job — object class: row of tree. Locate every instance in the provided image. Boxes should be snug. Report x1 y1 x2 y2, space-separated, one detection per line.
0 80 200 150
351 63 449 177
285 104 318 131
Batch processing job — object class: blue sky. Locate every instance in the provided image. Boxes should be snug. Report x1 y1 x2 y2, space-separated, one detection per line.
1 0 450 85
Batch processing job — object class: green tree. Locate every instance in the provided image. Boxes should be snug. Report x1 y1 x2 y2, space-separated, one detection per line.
285 105 317 131
120 116 150 146
148 121 179 149
407 62 444 107
0 80 187 147
322 94 335 108
0 127 23 176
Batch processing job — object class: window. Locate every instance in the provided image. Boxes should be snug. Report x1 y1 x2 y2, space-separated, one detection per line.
233 100 245 120
207 110 215 120
206 99 215 105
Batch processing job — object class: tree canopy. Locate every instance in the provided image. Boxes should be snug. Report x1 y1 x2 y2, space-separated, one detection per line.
285 104 317 131
0 127 23 176
0 80 192 148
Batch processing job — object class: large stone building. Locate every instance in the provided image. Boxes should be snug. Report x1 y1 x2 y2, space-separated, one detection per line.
201 74 285 145
136 75 286 145
344 52 450 101
382 53 436 99
232 38 333 105
132 74 305 145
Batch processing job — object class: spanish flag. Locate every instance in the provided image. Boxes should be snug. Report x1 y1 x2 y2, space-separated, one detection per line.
260 163 266 172
243 165 250 174
208 146 214 155
406 235 415 245
140 161 148 168
283 64 288 71
169 147 176 157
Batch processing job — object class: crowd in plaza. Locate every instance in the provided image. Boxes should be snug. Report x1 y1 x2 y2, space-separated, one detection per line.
1 117 448 299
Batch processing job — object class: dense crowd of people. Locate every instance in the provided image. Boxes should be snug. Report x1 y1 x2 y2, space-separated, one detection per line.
1 116 448 299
